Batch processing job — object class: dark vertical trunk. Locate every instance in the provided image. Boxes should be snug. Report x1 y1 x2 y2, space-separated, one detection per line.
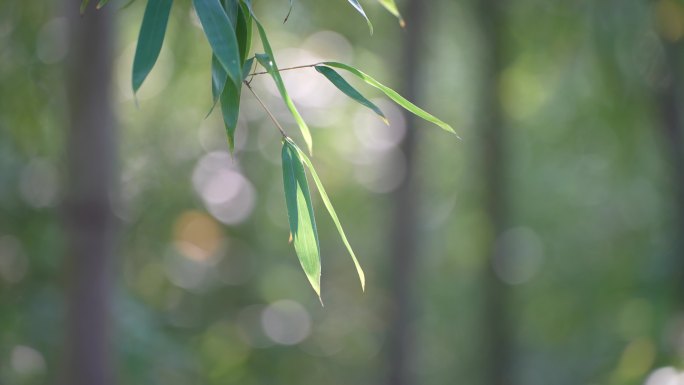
62 2 117 385
475 1 512 385
386 0 427 385
656 39 684 303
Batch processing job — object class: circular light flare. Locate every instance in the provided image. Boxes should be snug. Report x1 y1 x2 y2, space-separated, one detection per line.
261 300 311 345
11 345 46 376
491 227 544 285
192 151 256 225
259 48 338 109
644 367 684 385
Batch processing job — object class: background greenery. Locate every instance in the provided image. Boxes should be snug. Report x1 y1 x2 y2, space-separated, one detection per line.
0 0 682 384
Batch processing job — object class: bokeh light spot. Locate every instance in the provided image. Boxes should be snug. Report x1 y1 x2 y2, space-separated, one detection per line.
173 210 222 262
261 300 311 345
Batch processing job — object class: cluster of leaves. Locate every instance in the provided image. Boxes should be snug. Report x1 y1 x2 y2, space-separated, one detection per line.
84 0 455 302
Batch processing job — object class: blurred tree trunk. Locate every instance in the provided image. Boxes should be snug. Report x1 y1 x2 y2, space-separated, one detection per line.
656 37 684 303
475 1 513 385
62 2 117 385
385 0 427 384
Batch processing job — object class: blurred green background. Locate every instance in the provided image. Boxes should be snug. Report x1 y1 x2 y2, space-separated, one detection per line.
1 0 683 384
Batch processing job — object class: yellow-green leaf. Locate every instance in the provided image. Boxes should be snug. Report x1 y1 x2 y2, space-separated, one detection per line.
282 140 321 300
286 138 365 291
80 0 90 14
377 0 405 27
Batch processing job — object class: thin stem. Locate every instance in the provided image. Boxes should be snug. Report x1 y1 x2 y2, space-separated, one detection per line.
244 81 287 137
249 62 320 77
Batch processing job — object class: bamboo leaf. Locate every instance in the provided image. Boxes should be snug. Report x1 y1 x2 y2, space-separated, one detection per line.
286 138 366 291
320 62 458 136
131 0 173 93
315 65 387 125
219 76 241 153
282 140 321 300
345 0 373 34
207 3 251 118
242 57 255 80
377 0 405 27
193 0 242 88
223 0 238 26
96 0 111 9
208 54 227 117
80 0 90 14
236 2 252 63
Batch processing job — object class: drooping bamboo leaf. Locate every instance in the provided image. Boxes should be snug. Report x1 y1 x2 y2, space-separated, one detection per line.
345 0 373 34
286 138 366 291
80 0 90 14
282 140 321 300
377 0 405 27
241 1 314 154
207 57 240 152
193 0 242 88
315 65 387 125
222 0 238 26
219 77 241 152
320 62 458 136
236 2 253 63
96 0 111 9
242 56 255 80
255 52 314 154
208 54 227 117
131 0 173 93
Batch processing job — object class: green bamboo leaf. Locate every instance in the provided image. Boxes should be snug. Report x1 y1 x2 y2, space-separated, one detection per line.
286 138 366 291
315 65 387 125
80 0 90 14
321 62 458 136
193 0 242 88
222 0 238 26
131 0 173 93
282 140 321 300
208 54 227 116
345 0 373 34
236 2 252 63
96 0 111 9
207 3 251 118
377 0 405 27
242 56 255 80
208 55 252 119
219 78 241 152
255 52 314 154
241 1 314 154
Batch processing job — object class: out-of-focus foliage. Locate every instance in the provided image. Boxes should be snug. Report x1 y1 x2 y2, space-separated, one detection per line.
0 0 682 385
